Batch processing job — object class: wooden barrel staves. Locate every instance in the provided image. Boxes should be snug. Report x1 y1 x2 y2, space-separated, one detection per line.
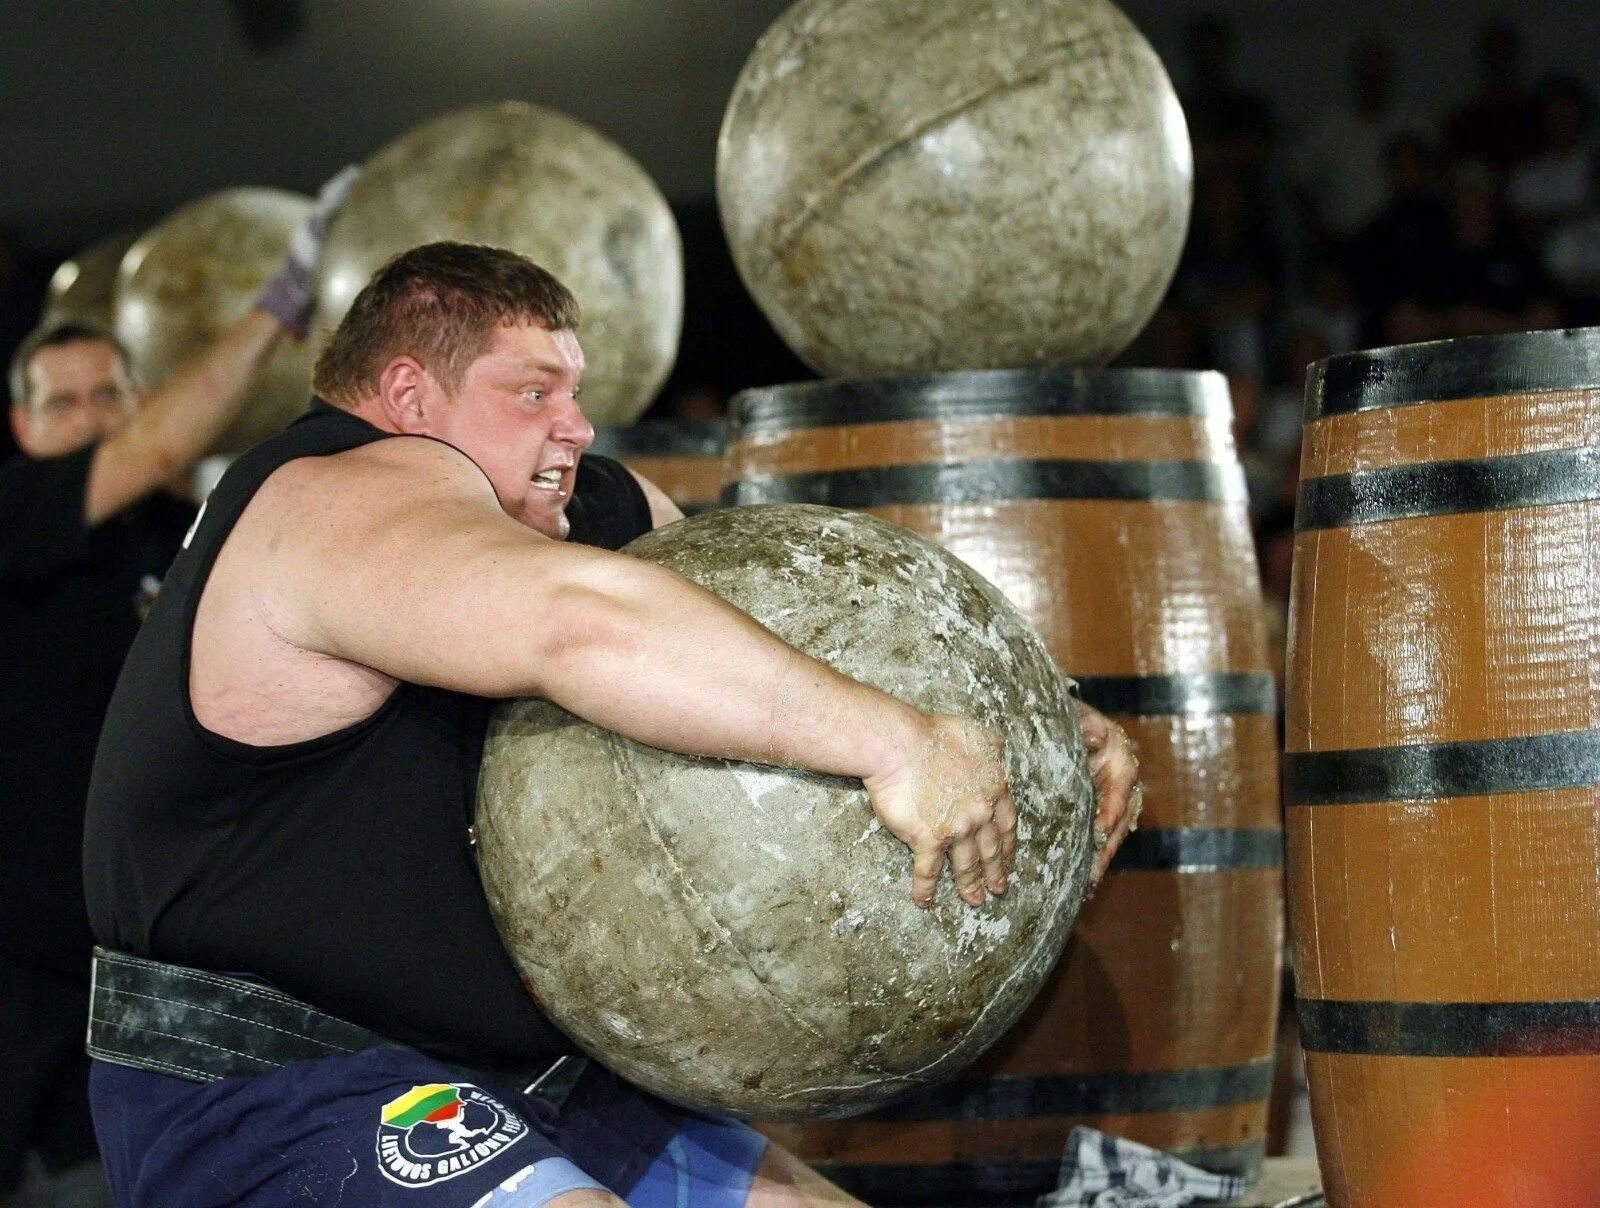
727 369 1282 1205
588 419 726 516
1286 328 1600 1207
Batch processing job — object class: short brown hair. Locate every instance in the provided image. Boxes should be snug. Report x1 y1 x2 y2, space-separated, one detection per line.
9 321 136 409
312 242 581 406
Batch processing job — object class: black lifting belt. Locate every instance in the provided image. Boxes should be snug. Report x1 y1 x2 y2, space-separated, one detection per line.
86 947 586 1103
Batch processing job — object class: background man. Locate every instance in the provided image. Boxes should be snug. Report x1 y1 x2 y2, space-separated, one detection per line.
0 172 349 1207
84 242 1139 1207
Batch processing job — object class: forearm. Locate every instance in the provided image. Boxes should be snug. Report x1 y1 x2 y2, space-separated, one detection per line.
86 308 284 524
537 555 928 782
133 308 282 467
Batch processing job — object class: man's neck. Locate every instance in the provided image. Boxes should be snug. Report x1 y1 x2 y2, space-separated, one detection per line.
335 396 400 435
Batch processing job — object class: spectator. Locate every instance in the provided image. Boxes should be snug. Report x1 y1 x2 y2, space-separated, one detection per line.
1290 37 1432 252
1178 13 1276 197
1443 19 1541 178
1508 76 1596 239
1350 134 1456 343
1172 169 1283 381
1284 255 1362 361
1388 161 1562 342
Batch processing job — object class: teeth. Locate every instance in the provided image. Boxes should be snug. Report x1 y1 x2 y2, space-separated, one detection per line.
532 468 564 491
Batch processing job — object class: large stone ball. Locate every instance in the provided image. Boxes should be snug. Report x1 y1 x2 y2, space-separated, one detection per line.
43 229 139 332
477 504 1095 1118
316 102 683 426
115 188 316 454
716 0 1192 378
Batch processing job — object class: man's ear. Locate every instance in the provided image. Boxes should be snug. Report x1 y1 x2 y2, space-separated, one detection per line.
375 357 434 433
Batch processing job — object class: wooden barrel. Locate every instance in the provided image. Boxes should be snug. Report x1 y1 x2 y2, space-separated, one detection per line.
1286 327 1600 1207
727 369 1282 1205
588 420 726 516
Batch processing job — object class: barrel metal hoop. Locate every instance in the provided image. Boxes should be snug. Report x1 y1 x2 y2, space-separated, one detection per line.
587 421 727 458
1305 326 1600 422
858 1058 1275 1123
1075 672 1277 716
1283 729 1600 806
1296 446 1600 530
726 460 1248 508
733 368 1232 434
1297 997 1600 1057
1109 828 1283 872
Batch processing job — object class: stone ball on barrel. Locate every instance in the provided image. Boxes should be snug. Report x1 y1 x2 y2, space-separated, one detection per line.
315 101 683 426
115 188 317 454
716 0 1192 378
476 504 1096 1118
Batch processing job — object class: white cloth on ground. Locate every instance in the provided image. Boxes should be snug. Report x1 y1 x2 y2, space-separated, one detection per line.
1038 1127 1248 1208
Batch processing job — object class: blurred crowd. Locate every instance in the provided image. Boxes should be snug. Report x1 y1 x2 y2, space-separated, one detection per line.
1120 14 1597 658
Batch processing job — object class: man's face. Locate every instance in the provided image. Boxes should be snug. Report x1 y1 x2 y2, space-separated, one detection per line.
427 321 594 540
12 339 140 459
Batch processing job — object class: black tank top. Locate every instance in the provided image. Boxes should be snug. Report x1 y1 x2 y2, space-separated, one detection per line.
84 401 652 1066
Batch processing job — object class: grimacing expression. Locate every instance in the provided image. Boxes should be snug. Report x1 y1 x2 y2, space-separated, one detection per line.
423 322 594 540
13 339 140 458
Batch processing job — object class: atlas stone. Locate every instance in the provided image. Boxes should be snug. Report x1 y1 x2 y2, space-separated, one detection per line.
717 0 1192 378
115 187 318 454
44 228 139 332
477 504 1096 1119
316 101 683 427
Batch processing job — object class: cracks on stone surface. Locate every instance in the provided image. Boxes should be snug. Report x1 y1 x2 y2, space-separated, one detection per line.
603 732 911 1089
770 30 1117 257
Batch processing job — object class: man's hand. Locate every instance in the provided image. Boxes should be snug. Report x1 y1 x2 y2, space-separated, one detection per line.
863 715 1017 910
1075 698 1143 886
255 165 360 338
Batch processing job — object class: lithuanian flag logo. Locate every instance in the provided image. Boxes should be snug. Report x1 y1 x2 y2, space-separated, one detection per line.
381 1083 463 1130
375 1080 526 1187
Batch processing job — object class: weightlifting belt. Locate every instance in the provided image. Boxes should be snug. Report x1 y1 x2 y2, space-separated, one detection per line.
86 947 585 1103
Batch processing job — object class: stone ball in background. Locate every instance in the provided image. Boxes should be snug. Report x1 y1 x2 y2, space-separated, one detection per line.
316 101 683 426
43 229 139 332
716 0 1192 378
477 504 1096 1119
115 188 316 454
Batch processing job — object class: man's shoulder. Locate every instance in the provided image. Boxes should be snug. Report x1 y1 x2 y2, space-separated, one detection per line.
266 433 486 497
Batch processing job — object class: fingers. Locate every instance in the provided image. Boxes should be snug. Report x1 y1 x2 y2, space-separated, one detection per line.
911 835 947 910
947 833 986 906
1084 711 1142 888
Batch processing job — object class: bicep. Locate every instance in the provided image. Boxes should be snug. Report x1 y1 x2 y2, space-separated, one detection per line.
275 450 621 698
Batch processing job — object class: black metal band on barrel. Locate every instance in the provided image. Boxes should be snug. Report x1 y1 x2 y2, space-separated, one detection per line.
1305 326 1600 422
733 368 1232 435
1283 729 1600 806
1075 672 1277 716
1110 828 1283 872
863 1059 1274 1123
725 460 1248 508
587 420 727 459
1298 997 1600 1057
819 1141 1266 1204
1296 446 1600 530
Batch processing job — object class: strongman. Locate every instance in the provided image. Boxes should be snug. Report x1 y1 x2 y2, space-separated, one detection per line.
83 242 1139 1206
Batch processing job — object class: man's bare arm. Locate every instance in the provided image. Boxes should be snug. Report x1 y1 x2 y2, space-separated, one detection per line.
627 467 685 529
84 309 281 525
262 438 1014 905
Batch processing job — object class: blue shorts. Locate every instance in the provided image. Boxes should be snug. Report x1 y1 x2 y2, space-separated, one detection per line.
90 1048 767 1206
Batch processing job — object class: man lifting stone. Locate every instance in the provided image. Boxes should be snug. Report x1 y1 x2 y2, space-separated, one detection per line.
83 242 1140 1207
